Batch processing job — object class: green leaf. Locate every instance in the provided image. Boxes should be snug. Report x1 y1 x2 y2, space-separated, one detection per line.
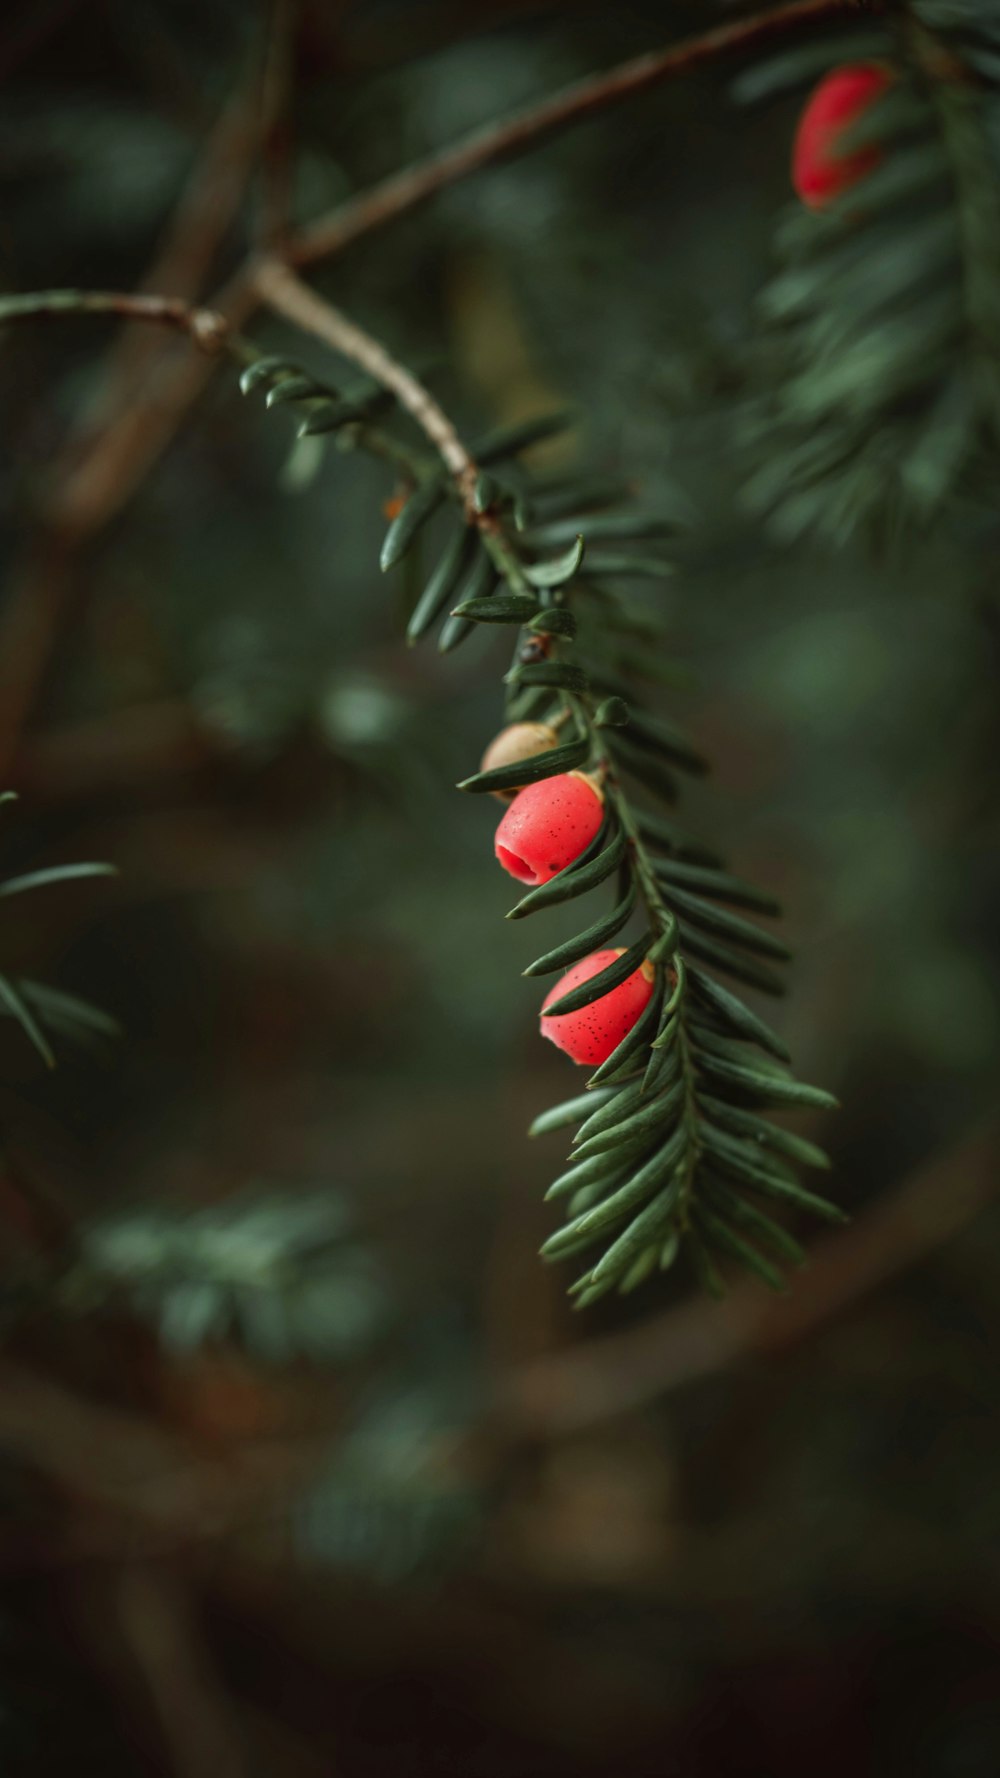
438 550 495 654
526 476 630 522
665 886 791 961
635 810 723 867
701 1138 844 1224
266 374 320 408
571 1076 685 1161
697 1095 831 1171
474 471 499 512
544 1153 632 1203
511 661 590 693
618 1245 662 1294
472 411 576 465
0 861 117 899
381 479 447 572
585 1179 682 1290
687 1233 726 1299
594 696 630 728
696 1052 837 1112
572 1078 645 1146
693 1207 788 1293
523 535 585 588
299 388 394 434
542 1129 685 1258
239 355 295 396
642 1027 682 1095
0 973 55 1068
623 710 708 776
452 593 538 624
528 607 577 639
541 934 651 1019
687 966 790 1062
678 926 787 996
457 733 589 795
406 528 476 643
703 1177 806 1265
529 1090 615 1139
581 553 674 581
731 30 890 104
530 513 678 546
656 859 780 916
506 825 625 919
437 613 476 654
522 882 637 977
608 735 679 804
16 979 121 1041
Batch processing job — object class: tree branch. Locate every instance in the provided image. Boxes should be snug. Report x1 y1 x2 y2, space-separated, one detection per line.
0 289 229 348
288 0 853 268
252 257 479 502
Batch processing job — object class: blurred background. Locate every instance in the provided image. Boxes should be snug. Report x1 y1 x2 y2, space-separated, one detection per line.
1 1 999 1773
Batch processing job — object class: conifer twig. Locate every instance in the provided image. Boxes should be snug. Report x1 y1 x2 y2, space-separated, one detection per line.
253 257 480 503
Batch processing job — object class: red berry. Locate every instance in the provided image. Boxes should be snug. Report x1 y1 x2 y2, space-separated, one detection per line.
792 64 893 211
540 948 655 1067
495 772 603 886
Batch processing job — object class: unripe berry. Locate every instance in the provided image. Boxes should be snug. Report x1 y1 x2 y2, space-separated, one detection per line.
792 64 893 211
495 772 603 886
540 948 655 1067
479 721 560 802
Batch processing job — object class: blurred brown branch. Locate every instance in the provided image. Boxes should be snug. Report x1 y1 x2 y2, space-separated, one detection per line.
503 1115 1000 1437
287 0 851 266
111 1565 251 1778
0 289 229 343
0 38 278 779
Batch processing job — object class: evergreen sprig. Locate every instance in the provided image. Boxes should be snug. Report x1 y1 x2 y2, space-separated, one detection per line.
0 798 118 1069
738 3 1000 541
241 355 840 1302
71 1189 388 1363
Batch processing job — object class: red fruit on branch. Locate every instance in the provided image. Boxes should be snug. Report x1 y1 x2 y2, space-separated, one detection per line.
494 772 603 885
540 948 655 1067
792 63 893 211
479 721 560 802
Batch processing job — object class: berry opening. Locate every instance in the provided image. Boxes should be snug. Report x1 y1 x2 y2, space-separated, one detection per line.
496 844 537 884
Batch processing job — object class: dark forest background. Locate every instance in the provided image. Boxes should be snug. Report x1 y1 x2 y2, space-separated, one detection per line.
0 1 998 1773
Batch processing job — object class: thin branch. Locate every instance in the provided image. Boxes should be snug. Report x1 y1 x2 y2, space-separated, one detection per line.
257 0 299 251
0 289 229 349
113 1565 250 1778
253 256 479 502
288 0 853 267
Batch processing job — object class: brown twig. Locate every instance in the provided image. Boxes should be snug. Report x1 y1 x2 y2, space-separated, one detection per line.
257 0 299 251
253 256 480 502
287 0 852 267
501 1116 1000 1438
113 1565 250 1778
0 289 229 346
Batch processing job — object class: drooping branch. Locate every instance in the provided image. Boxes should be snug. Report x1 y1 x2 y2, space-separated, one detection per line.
252 257 480 503
288 0 854 268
